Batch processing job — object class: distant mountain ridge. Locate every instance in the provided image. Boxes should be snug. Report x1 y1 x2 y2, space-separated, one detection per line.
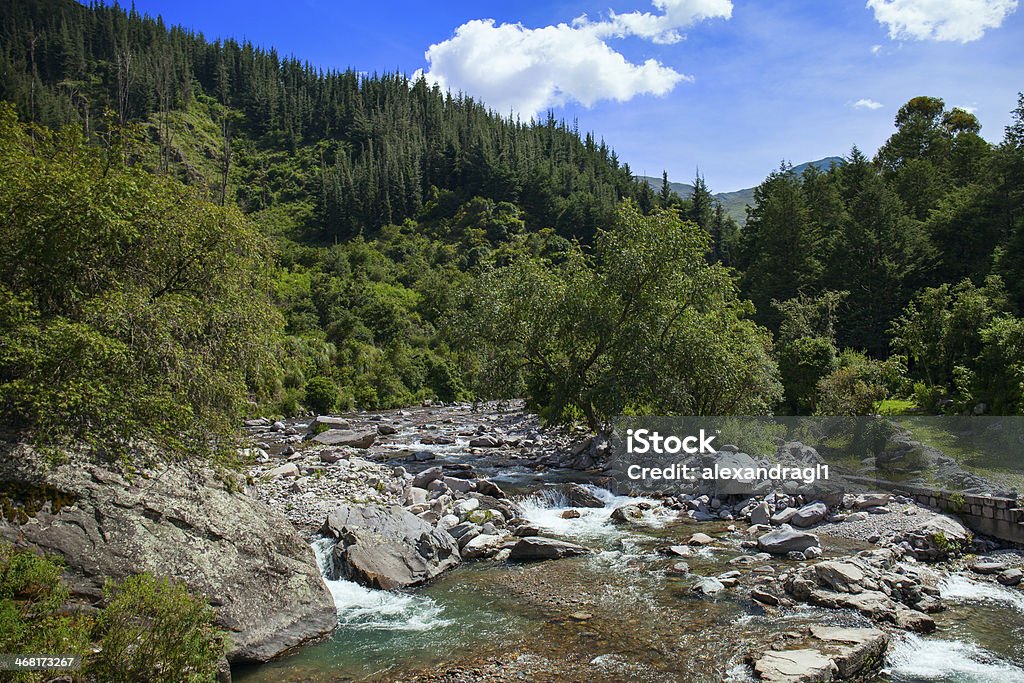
640 156 845 225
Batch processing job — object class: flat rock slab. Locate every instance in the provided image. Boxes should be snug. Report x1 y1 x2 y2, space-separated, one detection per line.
313 429 376 448
809 626 889 679
508 536 592 561
751 626 889 682
754 649 838 683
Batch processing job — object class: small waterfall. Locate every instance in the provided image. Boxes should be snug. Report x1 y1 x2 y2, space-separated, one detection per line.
884 633 1024 682
517 483 663 544
940 574 1024 613
310 538 450 631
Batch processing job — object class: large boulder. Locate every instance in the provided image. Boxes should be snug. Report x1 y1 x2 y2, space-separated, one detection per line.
0 444 336 663
699 450 769 496
751 627 888 683
610 504 646 524
895 512 973 561
757 525 820 555
320 504 460 590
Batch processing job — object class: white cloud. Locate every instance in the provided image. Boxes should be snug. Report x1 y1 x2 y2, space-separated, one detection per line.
871 44 883 54
416 0 732 118
866 0 1018 42
853 98 884 110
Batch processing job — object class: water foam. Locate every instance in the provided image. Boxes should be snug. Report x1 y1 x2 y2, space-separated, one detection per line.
884 633 1024 682
311 538 450 632
940 573 1024 613
518 484 664 543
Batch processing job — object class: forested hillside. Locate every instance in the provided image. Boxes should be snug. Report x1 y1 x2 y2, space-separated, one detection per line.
2 0 1024 460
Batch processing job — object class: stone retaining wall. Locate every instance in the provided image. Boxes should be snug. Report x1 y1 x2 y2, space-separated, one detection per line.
844 476 1024 545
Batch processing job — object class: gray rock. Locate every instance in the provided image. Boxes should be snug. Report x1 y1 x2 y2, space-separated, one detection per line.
266 463 299 479
758 525 820 555
442 476 474 493
791 502 828 528
753 649 837 682
853 493 891 510
896 513 972 561
508 536 592 561
997 568 1023 586
313 429 376 449
814 561 865 594
474 479 507 499
971 561 1008 575
376 424 398 436
411 466 443 489
314 416 352 430
688 532 715 546
468 435 502 448
691 577 726 596
610 504 645 523
809 626 889 679
749 502 771 526
0 446 335 663
320 504 460 590
558 483 606 508
751 588 781 606
460 533 505 559
771 507 799 525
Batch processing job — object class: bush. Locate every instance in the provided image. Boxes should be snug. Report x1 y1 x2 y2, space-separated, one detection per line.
0 543 92 681
303 376 339 415
92 574 226 683
778 336 838 414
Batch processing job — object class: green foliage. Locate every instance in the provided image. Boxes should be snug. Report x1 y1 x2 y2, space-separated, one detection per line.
2 0 1023 423
303 376 339 415
892 276 1024 413
458 203 782 428
0 106 281 461
93 574 226 683
815 352 906 416
778 337 838 414
0 544 92 682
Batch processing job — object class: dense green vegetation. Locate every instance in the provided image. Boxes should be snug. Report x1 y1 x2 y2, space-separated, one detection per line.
458 203 780 429
737 95 1024 415
0 541 226 682
1 0 1023 456
0 104 279 461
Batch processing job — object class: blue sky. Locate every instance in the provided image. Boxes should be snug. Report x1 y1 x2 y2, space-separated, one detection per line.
126 0 1023 192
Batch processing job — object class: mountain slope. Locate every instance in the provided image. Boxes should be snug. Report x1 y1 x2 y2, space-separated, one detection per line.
640 156 845 224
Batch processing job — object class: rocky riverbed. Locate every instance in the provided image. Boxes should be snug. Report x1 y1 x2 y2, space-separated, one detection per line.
231 402 1024 683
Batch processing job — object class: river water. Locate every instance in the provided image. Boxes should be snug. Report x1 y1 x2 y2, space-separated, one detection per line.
236 410 1024 683
233 475 1024 682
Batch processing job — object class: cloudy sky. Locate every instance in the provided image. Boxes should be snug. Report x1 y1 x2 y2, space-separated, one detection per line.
130 0 1022 191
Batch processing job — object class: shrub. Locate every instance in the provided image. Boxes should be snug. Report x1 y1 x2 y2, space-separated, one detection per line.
92 574 226 683
778 336 838 414
0 542 92 682
303 376 339 415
